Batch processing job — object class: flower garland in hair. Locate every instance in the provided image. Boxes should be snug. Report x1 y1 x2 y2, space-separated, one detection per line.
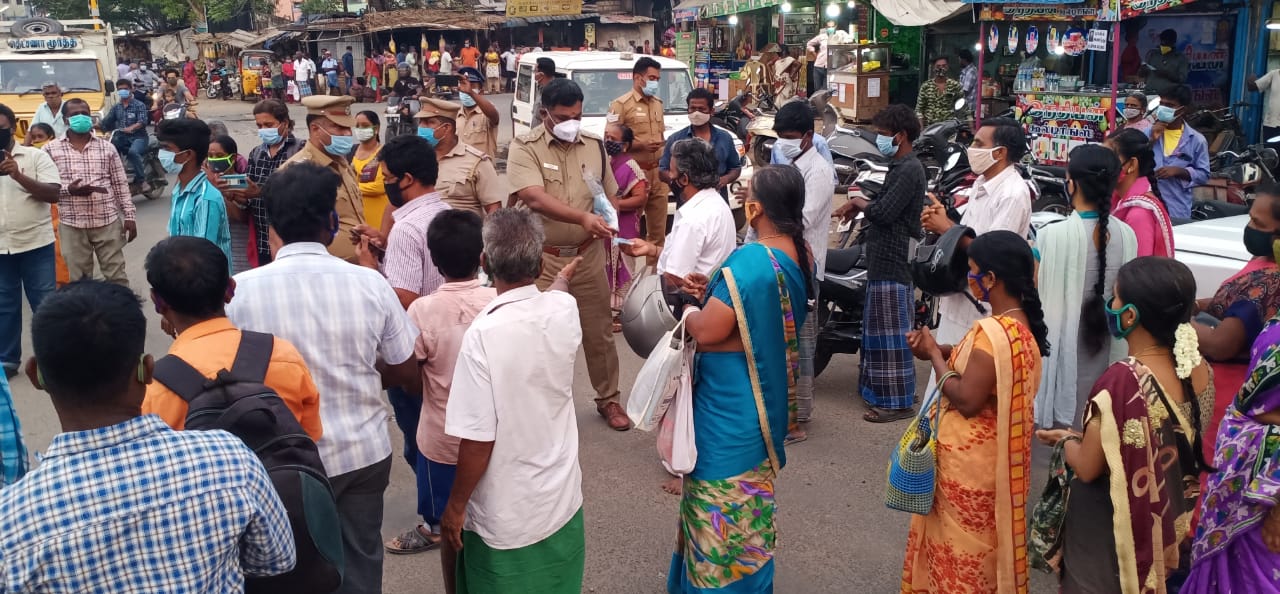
1173 323 1202 379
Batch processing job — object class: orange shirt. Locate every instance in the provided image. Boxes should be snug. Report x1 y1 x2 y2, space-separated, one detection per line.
460 46 480 68
143 318 323 440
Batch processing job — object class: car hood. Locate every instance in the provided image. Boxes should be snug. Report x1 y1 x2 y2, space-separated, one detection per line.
1173 215 1250 263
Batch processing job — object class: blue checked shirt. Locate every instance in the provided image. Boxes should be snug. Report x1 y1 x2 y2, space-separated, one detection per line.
0 415 295 592
0 374 26 486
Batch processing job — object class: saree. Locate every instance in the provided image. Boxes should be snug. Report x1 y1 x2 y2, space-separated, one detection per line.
1204 258 1280 453
668 243 808 594
1187 316 1280 592
606 154 645 309
1059 359 1199 594
901 315 1041 594
1111 177 1174 258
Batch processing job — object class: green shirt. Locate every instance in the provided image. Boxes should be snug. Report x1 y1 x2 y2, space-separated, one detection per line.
916 78 965 126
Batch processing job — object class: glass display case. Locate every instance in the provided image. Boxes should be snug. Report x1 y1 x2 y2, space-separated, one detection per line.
827 43 891 122
828 43 890 76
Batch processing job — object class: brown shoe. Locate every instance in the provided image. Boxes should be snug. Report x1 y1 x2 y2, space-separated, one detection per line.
597 402 632 431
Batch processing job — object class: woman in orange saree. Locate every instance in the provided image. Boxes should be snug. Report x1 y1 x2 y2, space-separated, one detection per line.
903 230 1049 594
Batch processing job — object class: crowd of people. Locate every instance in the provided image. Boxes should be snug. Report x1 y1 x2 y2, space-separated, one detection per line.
2 42 1280 594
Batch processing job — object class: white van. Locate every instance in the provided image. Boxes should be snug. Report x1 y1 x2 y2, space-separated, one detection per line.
512 51 749 229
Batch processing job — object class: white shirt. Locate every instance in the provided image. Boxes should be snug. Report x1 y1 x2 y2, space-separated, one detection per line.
227 242 417 476
796 146 836 281
293 59 311 81
32 101 68 138
445 284 583 550
657 188 737 278
936 164 1031 344
1258 69 1280 128
0 144 62 254
439 52 453 75
806 30 852 69
503 50 517 71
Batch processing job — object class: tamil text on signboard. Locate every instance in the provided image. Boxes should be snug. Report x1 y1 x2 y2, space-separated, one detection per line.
507 0 583 17
1016 93 1113 164
6 37 80 51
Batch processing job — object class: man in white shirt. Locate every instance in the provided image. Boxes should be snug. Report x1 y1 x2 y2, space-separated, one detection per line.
441 208 585 592
227 162 419 594
31 83 67 138
921 117 1031 348
1249 68 1280 150
806 21 851 92
501 47 517 92
439 45 454 76
292 52 314 97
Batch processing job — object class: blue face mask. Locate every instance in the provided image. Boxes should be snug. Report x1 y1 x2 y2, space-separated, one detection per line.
417 125 439 147
1155 105 1177 124
968 271 991 303
258 127 282 145
642 79 660 97
459 92 476 108
157 148 183 173
324 131 354 156
1104 301 1140 339
117 89 131 100
876 133 898 157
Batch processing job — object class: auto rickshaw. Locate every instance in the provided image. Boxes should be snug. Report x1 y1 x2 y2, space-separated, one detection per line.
239 49 273 100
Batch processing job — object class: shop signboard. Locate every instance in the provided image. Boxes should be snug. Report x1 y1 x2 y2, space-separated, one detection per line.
676 31 696 66
979 2 1102 21
507 0 582 17
1120 0 1197 19
704 0 779 19
1016 93 1114 164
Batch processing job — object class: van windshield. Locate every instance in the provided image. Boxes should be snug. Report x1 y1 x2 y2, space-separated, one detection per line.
0 59 101 94
571 69 692 116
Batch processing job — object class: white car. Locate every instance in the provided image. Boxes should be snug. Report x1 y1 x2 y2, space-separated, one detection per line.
1173 215 1251 299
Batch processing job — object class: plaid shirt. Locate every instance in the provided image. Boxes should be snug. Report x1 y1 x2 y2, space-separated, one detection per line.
959 64 979 112
384 192 451 297
0 415 295 591
246 135 303 263
101 98 149 141
0 374 26 487
43 136 135 229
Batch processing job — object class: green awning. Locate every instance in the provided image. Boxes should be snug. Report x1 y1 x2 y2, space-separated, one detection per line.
702 0 780 19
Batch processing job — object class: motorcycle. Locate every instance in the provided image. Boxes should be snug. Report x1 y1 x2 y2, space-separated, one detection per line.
1204 140 1279 205
206 65 241 100
106 129 168 201
746 91 841 166
384 95 421 138
1190 102 1247 161
711 91 753 143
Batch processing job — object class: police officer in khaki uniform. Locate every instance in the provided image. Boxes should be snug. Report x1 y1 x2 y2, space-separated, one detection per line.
607 56 668 254
508 78 631 431
413 97 504 215
454 67 499 159
280 95 365 262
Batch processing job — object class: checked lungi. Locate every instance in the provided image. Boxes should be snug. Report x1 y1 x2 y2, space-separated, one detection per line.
859 280 916 410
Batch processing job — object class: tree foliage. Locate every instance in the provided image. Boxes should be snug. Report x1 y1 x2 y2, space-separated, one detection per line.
297 0 340 16
30 0 276 32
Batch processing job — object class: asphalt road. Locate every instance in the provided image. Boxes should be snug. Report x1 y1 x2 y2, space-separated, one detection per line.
8 95 1058 593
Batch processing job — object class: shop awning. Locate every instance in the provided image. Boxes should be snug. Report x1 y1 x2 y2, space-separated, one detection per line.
702 0 780 19
866 0 968 26
362 8 505 32
503 13 597 27
598 15 658 24
673 0 716 22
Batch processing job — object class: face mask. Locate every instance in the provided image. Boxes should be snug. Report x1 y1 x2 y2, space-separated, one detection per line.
167 77 177 83
1160 45 1172 55
688 111 711 127
967 271 991 303
775 137 803 161
1123 107 1141 120
157 148 184 174
141 65 148 71
605 139 625 156
827 27 835 34
551 117 581 143
0 128 12 150
324 131 354 156
876 133 898 157
384 177 407 208
30 140 46 149
117 89 131 100
933 67 948 77
967 146 999 175
642 79 660 97
457 92 476 109
1155 105 1177 123
68 114 94 134
1244 225 1277 258
207 155 234 173
353 127 377 143
417 126 440 147
258 127 283 145
1104 301 1139 339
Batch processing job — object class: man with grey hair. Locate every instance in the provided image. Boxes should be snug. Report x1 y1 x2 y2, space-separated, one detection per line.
32 82 67 138
441 208 587 591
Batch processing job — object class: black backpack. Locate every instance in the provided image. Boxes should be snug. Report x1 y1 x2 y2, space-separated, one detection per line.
154 331 344 593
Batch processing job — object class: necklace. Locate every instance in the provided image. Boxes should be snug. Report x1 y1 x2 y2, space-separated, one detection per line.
1131 346 1171 360
756 233 786 242
995 307 1022 317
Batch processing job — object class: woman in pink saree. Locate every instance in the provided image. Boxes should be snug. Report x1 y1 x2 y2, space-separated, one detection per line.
1106 129 1174 258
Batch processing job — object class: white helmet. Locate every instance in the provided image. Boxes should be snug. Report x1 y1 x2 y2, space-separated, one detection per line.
620 271 678 357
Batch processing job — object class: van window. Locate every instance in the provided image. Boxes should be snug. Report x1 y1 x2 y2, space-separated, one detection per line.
0 59 101 94
517 64 533 103
571 69 693 116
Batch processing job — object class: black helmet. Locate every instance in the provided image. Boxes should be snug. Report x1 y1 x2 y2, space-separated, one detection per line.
912 224 976 295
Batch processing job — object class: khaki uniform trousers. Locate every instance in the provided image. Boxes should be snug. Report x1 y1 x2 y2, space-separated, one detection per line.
640 165 670 249
59 219 129 288
536 241 620 406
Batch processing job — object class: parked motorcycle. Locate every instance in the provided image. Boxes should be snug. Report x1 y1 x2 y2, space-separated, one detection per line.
746 91 841 166
1208 141 1279 204
711 91 753 143
1190 102 1247 161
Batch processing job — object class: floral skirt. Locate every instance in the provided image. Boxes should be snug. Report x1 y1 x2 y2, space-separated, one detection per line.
667 460 776 593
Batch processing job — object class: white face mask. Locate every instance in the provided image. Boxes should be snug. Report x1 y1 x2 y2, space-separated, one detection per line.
967 146 1000 176
353 127 377 143
775 137 804 162
1122 107 1141 120
688 111 711 127
551 117 581 143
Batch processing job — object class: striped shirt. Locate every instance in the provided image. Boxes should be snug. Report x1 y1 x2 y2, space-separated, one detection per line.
43 136 135 229
227 242 418 476
168 171 232 269
384 191 451 298
0 415 295 592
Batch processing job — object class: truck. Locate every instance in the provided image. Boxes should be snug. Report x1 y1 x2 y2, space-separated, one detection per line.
0 17 116 140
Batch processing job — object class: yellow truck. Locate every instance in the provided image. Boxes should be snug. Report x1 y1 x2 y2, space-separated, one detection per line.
0 17 115 140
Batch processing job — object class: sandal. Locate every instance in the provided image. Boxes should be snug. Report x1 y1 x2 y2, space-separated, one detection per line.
384 524 440 555
863 407 914 423
784 431 808 446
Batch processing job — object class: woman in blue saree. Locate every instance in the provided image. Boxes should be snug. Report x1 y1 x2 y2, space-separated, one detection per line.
667 165 813 593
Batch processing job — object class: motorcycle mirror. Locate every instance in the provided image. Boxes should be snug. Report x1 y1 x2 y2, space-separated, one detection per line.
945 152 961 172
953 98 966 111
1146 96 1161 112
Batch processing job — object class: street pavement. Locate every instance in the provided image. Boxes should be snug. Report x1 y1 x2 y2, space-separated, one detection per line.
7 95 1059 593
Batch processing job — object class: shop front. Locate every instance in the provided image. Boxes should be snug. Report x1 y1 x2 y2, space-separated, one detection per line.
672 0 782 96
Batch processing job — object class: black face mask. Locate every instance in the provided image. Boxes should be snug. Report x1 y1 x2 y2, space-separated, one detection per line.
1244 225 1277 258
384 177 407 208
0 128 13 152
208 156 234 173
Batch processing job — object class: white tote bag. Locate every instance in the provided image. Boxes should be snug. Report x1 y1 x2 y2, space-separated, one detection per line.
658 347 697 475
626 309 694 432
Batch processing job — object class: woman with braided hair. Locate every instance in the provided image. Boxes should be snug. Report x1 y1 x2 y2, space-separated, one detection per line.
1036 144 1138 431
1038 257 1214 594
1107 128 1175 257
903 230 1048 593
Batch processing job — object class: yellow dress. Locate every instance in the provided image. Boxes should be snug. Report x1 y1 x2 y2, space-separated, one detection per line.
352 150 389 227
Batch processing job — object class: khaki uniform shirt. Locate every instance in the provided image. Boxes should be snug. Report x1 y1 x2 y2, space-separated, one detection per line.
507 125 619 247
607 89 664 167
458 106 498 159
280 141 365 261
437 141 504 215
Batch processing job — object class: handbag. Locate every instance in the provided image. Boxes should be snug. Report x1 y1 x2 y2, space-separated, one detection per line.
884 383 945 515
626 308 694 432
1029 440 1073 574
657 346 697 475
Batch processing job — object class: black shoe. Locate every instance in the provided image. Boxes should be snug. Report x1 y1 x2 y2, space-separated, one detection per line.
3 365 17 380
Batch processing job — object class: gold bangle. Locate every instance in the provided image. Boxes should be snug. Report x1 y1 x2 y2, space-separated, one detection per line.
937 371 959 391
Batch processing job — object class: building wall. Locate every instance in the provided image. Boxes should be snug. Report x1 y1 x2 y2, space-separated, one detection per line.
596 24 655 50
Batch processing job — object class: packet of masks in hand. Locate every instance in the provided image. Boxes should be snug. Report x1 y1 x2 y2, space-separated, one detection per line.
581 164 631 245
